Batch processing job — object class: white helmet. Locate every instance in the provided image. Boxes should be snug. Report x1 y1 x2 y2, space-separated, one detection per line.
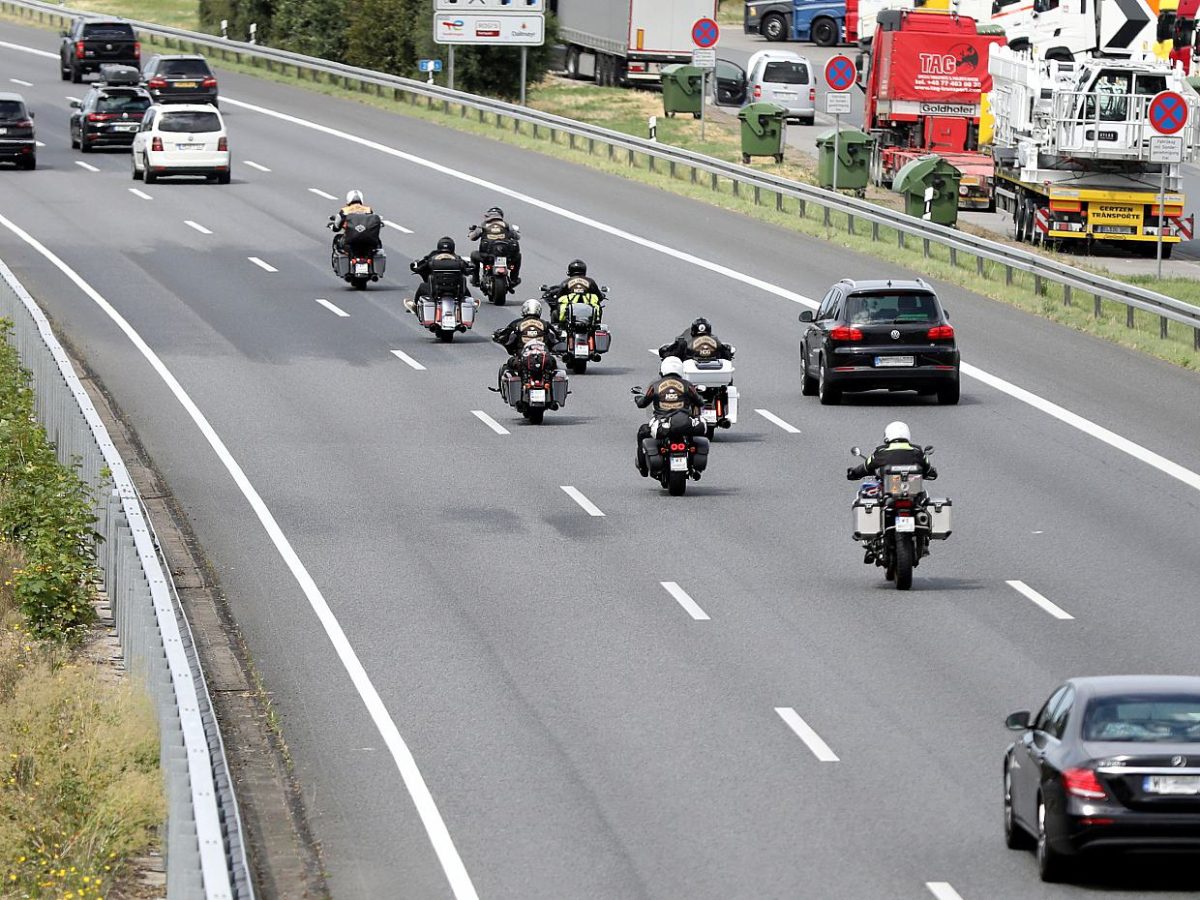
345 189 364 205
884 421 911 444
660 356 685 378
521 299 542 317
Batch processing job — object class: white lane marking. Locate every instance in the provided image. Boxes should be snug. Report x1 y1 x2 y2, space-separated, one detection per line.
390 349 426 371
219 94 1200 496
660 581 709 621
74 160 99 173
308 187 337 200
755 408 800 433
184 220 213 235
65 95 81 103
9 78 32 87
247 256 277 273
775 707 839 762
471 409 509 435
128 188 153 201
383 219 414 234
926 884 965 900
561 485 605 517
243 159 271 172
1006 580 1074 621
0 210 482 900
314 297 349 317
0 39 56 59
647 348 658 355
35 141 45 148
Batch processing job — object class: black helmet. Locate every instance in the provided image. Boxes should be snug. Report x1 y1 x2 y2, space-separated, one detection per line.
486 206 504 220
691 317 711 336
436 236 455 253
567 259 587 277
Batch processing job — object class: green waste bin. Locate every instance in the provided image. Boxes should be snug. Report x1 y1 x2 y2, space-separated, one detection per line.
815 127 874 191
737 102 787 163
893 155 962 226
661 64 704 119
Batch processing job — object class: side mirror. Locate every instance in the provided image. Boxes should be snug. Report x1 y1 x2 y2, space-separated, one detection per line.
850 446 861 457
601 285 608 293
944 309 950 319
69 100 81 109
29 111 35 119
540 284 549 292
799 310 814 323
924 445 934 454
1005 710 1031 731
328 215 336 221
630 386 643 395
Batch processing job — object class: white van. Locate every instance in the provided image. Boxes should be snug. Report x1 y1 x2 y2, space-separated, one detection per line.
746 50 816 125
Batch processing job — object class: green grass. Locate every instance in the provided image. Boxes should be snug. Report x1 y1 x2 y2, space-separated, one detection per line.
717 0 743 26
60 0 199 31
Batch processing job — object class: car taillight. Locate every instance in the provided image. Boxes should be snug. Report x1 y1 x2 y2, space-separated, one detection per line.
74 40 85 59
927 324 955 340
202 76 217 88
148 77 167 89
133 41 141 59
809 87 816 101
753 84 762 99
218 136 227 151
829 326 863 342
86 113 114 122
1063 768 1108 800
151 136 163 151
13 119 32 128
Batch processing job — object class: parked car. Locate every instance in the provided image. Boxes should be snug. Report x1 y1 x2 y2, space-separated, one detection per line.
59 18 140 83
798 278 960 405
69 67 151 151
131 104 230 184
0 93 36 170
141 55 218 106
747 50 816 124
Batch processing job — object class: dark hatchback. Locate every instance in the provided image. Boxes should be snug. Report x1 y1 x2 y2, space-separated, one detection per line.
142 55 218 106
0 93 36 170
799 278 959 405
1004 676 1200 883
69 84 151 150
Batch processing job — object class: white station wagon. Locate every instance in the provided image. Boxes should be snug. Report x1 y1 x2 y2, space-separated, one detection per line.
131 103 229 184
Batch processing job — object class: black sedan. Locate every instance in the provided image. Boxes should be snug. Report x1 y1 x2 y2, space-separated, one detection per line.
1004 675 1200 882
69 84 150 151
798 277 959 405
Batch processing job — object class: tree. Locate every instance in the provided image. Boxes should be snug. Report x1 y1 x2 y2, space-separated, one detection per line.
272 0 347 60
345 0 422 76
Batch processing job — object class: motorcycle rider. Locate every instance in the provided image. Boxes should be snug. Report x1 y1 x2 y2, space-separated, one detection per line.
846 421 938 481
406 236 472 313
328 189 380 254
545 259 604 324
658 317 735 362
492 299 562 388
633 356 709 478
468 206 522 289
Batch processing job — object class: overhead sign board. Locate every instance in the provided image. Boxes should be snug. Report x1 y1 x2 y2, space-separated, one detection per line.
436 0 544 10
826 91 852 115
825 55 856 92
692 17 720 48
1150 135 1184 163
434 12 545 45
691 48 716 69
1148 90 1188 135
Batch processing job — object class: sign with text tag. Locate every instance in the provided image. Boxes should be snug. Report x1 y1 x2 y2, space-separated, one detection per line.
692 48 716 68
1150 135 1184 163
436 0 544 10
826 91 852 115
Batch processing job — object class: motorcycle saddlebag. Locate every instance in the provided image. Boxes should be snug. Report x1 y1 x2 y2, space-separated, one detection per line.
332 253 350 278
593 327 611 354
419 298 437 326
691 435 710 472
927 498 952 540
501 371 523 406
460 298 476 328
644 438 664 476
852 499 882 539
551 371 569 408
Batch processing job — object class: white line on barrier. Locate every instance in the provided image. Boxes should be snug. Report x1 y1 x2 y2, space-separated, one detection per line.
74 160 99 172
471 410 508 434
390 349 426 370
248 256 277 273
755 409 800 433
244 160 271 172
1006 580 1073 620
314 297 348 317
776 707 839 762
660 581 709 620
184 220 213 235
561 485 605 517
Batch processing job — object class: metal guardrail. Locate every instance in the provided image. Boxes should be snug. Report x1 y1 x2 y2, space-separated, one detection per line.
3 0 1199 347
0 257 253 900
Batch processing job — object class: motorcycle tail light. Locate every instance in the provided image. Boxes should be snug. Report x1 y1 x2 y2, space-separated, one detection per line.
151 136 163 151
927 324 955 340
829 326 863 342
894 500 913 509
75 40 86 59
1063 768 1108 800
670 443 686 451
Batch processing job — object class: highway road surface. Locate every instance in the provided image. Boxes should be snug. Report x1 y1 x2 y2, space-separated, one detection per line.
3 19 1200 899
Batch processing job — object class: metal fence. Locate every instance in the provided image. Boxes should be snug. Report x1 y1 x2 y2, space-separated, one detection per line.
0 258 253 900
3 0 1198 347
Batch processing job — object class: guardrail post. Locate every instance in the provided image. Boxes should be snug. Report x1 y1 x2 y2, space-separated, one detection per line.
711 172 718 191
1160 315 1169 339
1094 294 1102 318
898 230 904 249
776 192 784 212
732 180 740 198
589 138 595 155
823 206 830 226
691 167 698 184
754 185 761 206
1063 284 1072 306
976 255 984 277
847 213 855 235
872 221 879 242
922 238 930 258
649 155 656 173
1194 327 1200 351
1034 273 1043 295
949 247 957 267
1127 306 1135 328
1005 265 1013 286
569 132 576 149
628 148 635 166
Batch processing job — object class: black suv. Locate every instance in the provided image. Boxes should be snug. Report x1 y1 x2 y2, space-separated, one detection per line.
0 93 36 170
69 76 151 151
142 55 219 106
59 18 140 83
799 278 960 405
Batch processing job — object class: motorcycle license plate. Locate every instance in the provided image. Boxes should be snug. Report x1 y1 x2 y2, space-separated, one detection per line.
702 408 718 423
442 317 456 328
670 455 688 472
1145 775 1200 795
354 263 369 275
529 389 546 404
895 517 916 533
495 256 507 268
876 356 914 367
574 343 589 358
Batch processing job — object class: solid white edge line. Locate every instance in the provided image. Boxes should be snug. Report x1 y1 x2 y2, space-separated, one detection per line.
247 256 277 273
0 211 481 900
926 883 965 900
383 219 414 234
129 188 153 201
314 297 349 317
184 220 213 235
9 78 33 86
308 187 337 200
775 707 839 762
0 39 56 58
243 159 271 171
754 408 801 433
660 581 709 621
390 349 426 371
561 485 605 517
1006 580 1074 621
471 409 509 435
74 160 99 173
218 95 1200 497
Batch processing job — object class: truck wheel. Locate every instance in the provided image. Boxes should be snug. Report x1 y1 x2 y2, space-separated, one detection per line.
762 13 787 41
565 47 581 80
812 18 839 47
1162 243 1174 260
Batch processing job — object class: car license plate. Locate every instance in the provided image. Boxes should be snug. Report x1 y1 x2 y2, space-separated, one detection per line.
670 455 688 472
529 389 546 405
895 516 916 533
177 143 204 150
354 263 369 275
1145 775 1200 795
115 124 138 132
175 81 197 88
0 128 6 135
876 356 914 367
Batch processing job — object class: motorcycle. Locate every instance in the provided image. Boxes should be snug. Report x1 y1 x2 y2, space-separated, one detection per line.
682 357 738 437
328 216 386 290
412 266 476 343
541 285 611 375
632 398 711 496
497 341 569 424
479 237 518 306
849 446 952 591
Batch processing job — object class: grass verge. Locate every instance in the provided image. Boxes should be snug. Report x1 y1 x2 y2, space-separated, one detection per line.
51 0 198 30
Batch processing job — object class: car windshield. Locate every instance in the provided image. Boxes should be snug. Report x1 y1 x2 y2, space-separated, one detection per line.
97 92 150 113
82 23 134 37
1083 695 1200 742
158 111 221 133
763 61 809 84
0 100 26 121
845 292 939 325
161 59 212 77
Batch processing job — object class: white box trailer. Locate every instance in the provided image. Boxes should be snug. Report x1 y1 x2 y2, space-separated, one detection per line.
551 0 717 86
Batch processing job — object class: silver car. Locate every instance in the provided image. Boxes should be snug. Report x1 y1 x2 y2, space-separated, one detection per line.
747 50 816 125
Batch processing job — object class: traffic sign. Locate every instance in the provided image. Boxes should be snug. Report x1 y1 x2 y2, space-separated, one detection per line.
418 59 443 73
436 0 544 9
1150 135 1184 163
824 55 856 92
433 12 545 45
826 92 852 115
1148 90 1188 135
692 17 720 48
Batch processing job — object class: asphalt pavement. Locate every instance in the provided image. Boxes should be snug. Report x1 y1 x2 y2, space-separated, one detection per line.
3 19 1200 899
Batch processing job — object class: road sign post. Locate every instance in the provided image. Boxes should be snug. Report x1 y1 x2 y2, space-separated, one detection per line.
433 3 545 96
691 18 719 142
1148 91 1190 275
824 55 856 193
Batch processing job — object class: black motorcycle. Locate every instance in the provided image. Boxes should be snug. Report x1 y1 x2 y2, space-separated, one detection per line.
542 285 611 374
633 403 710 496
328 215 386 290
479 237 518 305
496 341 569 425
